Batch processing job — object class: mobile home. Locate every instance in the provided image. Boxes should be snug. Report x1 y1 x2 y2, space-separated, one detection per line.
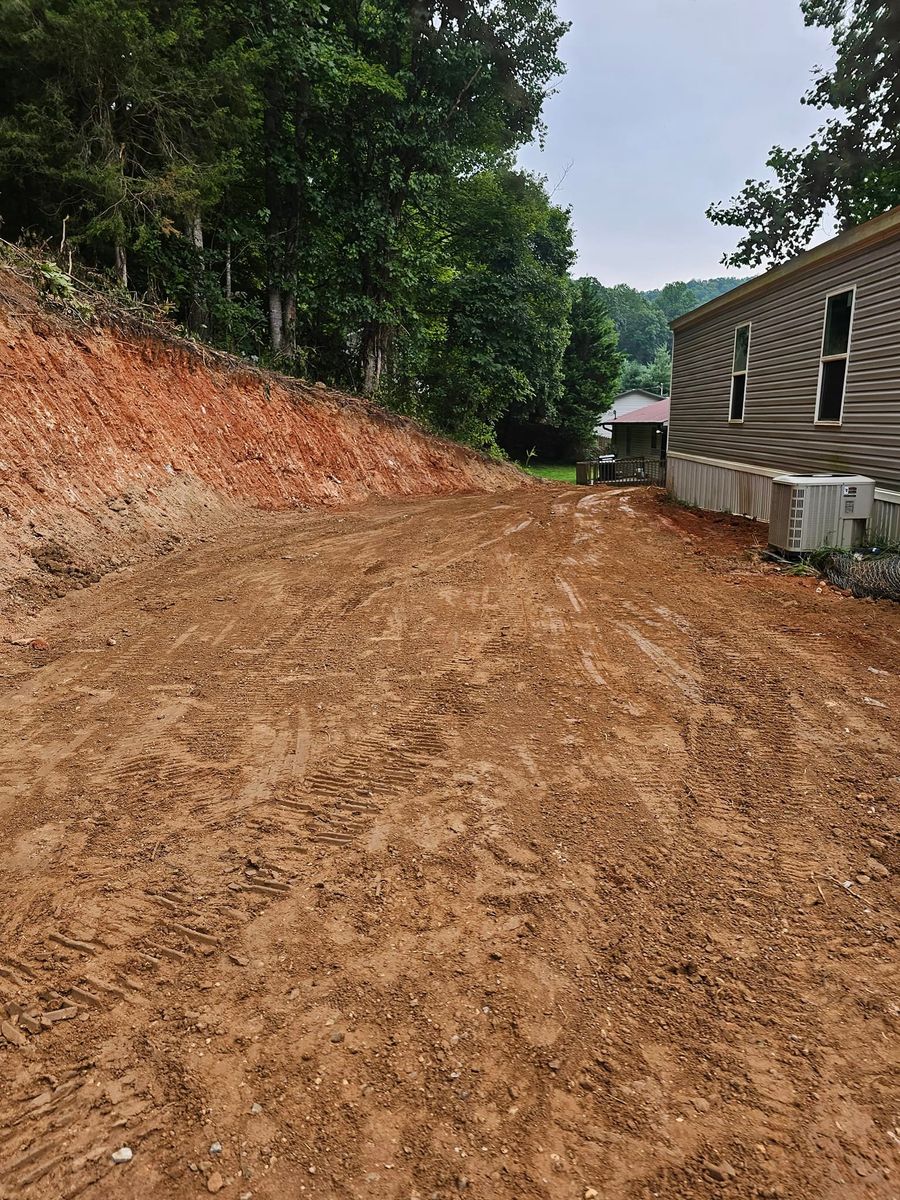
668 206 900 541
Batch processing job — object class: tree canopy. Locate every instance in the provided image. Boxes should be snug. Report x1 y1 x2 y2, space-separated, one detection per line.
0 0 605 456
577 276 748 403
591 283 668 363
707 0 900 268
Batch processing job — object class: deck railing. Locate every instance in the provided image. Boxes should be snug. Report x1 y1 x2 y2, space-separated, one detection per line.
576 457 667 486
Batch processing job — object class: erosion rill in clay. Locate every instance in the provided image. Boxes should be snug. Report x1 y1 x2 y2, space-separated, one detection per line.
0 268 518 634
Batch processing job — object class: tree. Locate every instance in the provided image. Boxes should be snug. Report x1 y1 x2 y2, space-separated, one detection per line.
324 0 569 393
654 280 695 323
416 167 575 453
707 1 900 268
618 346 671 397
557 278 622 446
592 282 668 363
0 0 257 306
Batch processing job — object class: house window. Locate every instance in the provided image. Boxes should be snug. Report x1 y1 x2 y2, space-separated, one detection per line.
729 324 750 421
816 289 855 423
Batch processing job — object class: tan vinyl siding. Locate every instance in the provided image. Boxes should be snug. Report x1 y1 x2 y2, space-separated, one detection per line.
669 234 900 490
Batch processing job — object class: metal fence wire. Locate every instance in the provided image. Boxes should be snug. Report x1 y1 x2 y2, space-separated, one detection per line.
821 550 900 601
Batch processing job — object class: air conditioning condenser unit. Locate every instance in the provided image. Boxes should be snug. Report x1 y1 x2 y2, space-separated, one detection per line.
768 474 875 555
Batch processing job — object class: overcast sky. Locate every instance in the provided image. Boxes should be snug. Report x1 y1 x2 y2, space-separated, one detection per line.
518 0 835 290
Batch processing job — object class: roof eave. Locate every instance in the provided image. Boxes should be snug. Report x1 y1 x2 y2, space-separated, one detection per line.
670 204 900 334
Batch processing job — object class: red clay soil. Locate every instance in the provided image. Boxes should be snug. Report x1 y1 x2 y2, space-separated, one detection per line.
0 269 517 635
0 483 898 1200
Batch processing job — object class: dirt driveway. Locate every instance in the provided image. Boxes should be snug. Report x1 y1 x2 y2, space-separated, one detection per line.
0 486 897 1200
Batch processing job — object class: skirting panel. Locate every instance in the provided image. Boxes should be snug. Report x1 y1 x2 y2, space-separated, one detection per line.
872 495 900 542
668 456 900 542
667 456 772 522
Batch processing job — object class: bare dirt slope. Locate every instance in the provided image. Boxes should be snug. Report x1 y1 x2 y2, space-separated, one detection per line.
0 268 516 634
0 486 898 1200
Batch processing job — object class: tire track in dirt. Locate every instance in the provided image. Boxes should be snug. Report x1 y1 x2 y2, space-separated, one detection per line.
0 487 898 1200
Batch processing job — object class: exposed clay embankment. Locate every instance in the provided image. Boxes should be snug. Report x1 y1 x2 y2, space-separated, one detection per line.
0 270 519 631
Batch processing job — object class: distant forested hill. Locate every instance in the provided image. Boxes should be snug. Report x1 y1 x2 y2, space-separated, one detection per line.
642 276 752 311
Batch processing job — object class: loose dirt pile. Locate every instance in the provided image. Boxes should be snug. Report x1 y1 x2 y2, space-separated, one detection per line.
0 486 897 1199
0 269 516 635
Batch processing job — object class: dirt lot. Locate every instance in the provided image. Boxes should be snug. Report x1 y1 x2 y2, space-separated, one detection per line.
0 485 898 1200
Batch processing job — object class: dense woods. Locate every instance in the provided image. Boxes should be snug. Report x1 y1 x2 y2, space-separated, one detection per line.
572 276 749 398
0 0 623 457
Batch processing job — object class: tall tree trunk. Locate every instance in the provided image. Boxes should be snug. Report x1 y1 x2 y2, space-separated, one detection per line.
114 241 128 288
361 321 391 395
224 238 232 301
185 214 206 335
282 291 297 356
268 286 284 354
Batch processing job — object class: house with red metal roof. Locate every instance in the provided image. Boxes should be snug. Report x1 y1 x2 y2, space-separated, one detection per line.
608 397 670 461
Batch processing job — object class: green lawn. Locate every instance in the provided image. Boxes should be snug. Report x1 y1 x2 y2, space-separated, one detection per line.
520 461 577 483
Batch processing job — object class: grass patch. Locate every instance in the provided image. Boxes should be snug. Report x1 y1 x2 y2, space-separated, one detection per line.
520 461 577 483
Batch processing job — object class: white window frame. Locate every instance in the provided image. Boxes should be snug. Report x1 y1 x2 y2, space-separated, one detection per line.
728 322 751 423
814 285 856 426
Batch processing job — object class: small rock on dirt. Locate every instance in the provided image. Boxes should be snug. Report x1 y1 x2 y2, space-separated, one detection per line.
250 1102 263 1114
111 1147 133 1164
703 1160 736 1182
1 1021 28 1047
866 857 889 879
29 638 50 652
585 1190 599 1199
615 964 633 981
207 1171 225 1194
210 1142 222 1155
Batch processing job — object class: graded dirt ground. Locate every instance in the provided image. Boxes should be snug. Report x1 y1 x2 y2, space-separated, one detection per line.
0 486 898 1200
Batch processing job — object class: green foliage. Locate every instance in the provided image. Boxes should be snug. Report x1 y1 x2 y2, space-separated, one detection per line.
0 0 576 452
559 277 622 441
707 1 900 267
591 282 668 363
642 277 750 309
36 261 77 302
414 167 576 453
581 276 750 391
652 281 696 323
619 346 672 396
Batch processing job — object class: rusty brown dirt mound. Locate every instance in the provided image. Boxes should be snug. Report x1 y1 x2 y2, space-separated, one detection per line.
0 268 520 634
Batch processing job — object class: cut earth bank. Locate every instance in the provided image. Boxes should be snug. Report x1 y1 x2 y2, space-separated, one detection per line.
0 267 518 636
